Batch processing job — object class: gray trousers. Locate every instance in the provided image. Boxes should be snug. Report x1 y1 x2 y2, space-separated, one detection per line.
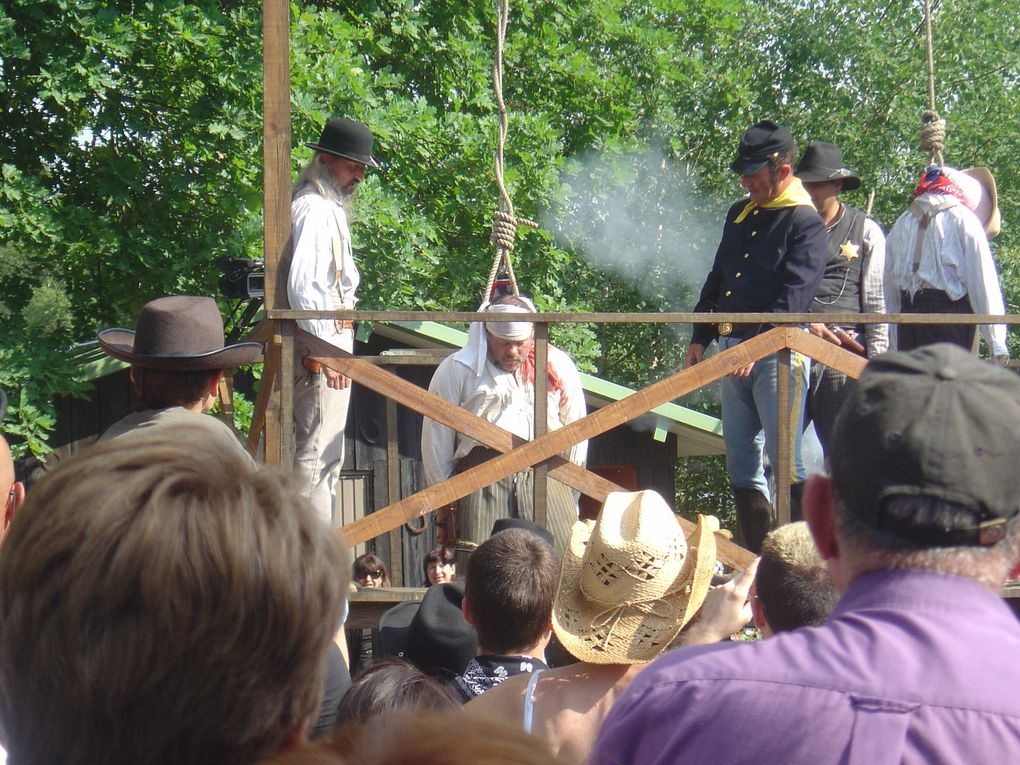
807 361 856 455
293 329 354 525
454 451 578 568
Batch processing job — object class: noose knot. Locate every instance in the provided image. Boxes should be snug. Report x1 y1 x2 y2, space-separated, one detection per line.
920 109 946 164
490 210 538 252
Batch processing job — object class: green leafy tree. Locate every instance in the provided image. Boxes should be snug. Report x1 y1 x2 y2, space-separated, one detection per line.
2 0 1017 533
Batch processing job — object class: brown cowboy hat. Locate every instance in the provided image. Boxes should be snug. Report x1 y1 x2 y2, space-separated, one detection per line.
98 296 262 370
552 491 717 665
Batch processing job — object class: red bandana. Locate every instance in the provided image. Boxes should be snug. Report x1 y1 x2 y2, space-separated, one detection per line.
913 167 968 206
521 348 567 405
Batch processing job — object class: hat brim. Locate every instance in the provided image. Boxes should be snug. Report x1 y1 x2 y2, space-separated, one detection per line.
552 515 717 665
303 142 382 170
98 329 262 370
962 166 1000 239
730 157 769 176
795 168 861 191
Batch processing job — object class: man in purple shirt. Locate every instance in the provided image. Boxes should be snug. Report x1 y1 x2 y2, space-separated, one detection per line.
592 343 1020 765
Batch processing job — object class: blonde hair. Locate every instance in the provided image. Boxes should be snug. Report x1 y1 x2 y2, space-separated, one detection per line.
0 425 349 765
756 521 838 632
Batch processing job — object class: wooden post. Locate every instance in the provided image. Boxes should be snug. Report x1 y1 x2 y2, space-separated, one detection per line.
533 323 549 528
775 346 791 526
385 373 404 586
262 0 291 465
279 322 295 467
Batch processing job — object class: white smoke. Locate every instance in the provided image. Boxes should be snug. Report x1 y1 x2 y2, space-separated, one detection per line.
545 149 727 309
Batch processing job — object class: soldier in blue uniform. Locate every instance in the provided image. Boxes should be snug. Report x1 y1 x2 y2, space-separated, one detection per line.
684 120 827 552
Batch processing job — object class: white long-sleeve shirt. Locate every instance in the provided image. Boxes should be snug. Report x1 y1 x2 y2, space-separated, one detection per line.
858 217 890 357
885 193 1007 359
288 189 360 349
421 344 588 486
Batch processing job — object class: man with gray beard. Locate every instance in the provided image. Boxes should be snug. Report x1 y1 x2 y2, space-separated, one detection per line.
288 118 380 524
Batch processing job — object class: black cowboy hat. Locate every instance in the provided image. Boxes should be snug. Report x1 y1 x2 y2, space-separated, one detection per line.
795 141 861 191
98 296 262 371
304 118 381 169
404 582 477 679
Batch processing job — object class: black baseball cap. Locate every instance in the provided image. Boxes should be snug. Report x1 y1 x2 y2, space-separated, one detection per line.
828 344 1020 547
730 120 796 176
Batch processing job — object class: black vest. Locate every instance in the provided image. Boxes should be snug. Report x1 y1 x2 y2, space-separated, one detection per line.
811 205 866 318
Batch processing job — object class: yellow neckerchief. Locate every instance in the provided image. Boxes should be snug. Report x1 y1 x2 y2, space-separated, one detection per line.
733 176 815 224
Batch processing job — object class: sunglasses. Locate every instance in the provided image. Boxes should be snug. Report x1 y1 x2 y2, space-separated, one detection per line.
364 570 384 580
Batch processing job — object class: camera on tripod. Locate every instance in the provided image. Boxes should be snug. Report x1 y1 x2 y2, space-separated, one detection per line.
217 257 265 300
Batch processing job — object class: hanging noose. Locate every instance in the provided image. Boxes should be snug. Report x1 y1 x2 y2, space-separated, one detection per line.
483 0 538 302
919 0 946 167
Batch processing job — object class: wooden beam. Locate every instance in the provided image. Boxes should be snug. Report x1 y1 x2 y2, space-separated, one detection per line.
262 0 291 466
247 337 280 456
775 345 792 526
263 333 283 465
298 332 624 501
533 323 549 528
269 309 1020 326
385 387 404 586
337 330 782 569
787 329 869 379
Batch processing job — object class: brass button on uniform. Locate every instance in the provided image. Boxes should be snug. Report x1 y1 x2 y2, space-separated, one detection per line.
735 272 742 278
751 230 758 237
724 290 732 297
743 252 750 259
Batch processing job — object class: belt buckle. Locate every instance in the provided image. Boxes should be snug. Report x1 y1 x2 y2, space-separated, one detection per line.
718 322 733 336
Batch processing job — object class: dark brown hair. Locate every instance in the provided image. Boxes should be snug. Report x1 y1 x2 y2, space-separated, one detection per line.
131 366 222 409
423 545 456 577
465 529 559 654
353 552 390 586
334 659 457 728
0 425 348 765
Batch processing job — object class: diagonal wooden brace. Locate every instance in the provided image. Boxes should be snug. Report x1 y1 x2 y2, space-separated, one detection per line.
311 330 799 570
298 332 624 501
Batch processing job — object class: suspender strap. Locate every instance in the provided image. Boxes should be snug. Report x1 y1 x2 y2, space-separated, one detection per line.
522 668 546 734
908 198 958 275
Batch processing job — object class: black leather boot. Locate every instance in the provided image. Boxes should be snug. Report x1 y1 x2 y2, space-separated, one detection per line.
789 480 806 523
731 487 773 554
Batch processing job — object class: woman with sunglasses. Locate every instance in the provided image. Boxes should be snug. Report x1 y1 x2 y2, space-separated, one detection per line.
348 553 391 675
353 553 390 589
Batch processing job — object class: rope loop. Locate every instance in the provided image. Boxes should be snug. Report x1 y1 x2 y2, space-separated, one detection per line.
490 210 538 253
491 210 519 252
919 109 946 167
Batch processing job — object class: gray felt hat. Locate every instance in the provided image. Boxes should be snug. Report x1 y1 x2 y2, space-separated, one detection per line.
829 344 1020 546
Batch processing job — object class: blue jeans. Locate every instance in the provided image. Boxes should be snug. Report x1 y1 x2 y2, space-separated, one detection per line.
718 336 810 499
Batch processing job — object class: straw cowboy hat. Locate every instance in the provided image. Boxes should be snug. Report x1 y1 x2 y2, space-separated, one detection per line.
552 490 718 665
945 166 1000 240
304 118 381 169
98 296 261 370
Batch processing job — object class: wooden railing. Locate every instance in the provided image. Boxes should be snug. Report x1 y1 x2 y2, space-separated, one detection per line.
245 308 1019 573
